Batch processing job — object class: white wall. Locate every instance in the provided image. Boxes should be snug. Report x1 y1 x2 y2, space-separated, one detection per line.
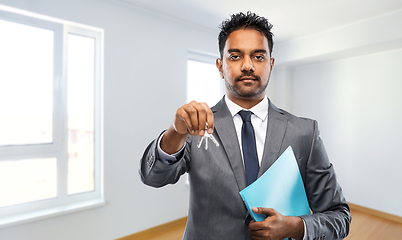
289 50 402 217
0 0 218 239
270 10 402 217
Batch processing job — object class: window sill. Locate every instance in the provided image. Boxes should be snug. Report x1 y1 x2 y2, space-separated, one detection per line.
0 198 106 229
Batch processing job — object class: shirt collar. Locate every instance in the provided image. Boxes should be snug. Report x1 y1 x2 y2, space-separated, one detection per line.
224 95 269 121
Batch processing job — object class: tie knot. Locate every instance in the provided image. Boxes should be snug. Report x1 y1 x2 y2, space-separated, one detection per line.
239 110 252 122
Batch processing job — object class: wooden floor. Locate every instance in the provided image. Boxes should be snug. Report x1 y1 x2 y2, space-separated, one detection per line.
345 208 402 240
142 208 402 240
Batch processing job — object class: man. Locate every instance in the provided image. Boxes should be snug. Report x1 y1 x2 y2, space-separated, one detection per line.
140 12 351 240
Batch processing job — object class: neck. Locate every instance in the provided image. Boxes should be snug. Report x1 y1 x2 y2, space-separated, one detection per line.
227 93 265 109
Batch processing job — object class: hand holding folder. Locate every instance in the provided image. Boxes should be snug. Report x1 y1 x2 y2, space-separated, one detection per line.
239 146 311 222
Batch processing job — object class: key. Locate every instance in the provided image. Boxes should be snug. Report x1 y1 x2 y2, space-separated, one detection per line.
197 123 220 150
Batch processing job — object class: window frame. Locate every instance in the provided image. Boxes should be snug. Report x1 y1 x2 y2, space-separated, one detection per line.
0 8 64 155
0 6 104 228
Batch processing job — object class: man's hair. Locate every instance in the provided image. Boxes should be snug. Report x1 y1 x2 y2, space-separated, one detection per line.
218 12 274 58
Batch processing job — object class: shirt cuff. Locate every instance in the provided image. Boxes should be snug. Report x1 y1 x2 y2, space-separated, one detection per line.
291 218 307 240
157 132 185 165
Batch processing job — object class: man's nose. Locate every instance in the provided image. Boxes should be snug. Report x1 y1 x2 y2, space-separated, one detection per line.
241 56 255 72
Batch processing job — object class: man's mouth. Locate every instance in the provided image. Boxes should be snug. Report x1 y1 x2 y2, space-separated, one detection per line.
236 72 260 82
240 77 257 81
237 75 259 83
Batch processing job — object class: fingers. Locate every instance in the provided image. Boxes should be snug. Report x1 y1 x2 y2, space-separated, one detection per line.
205 105 214 134
248 207 278 231
249 208 303 239
175 101 214 136
252 207 277 216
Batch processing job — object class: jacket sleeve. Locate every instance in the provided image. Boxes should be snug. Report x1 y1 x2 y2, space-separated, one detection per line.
139 132 189 188
300 120 351 240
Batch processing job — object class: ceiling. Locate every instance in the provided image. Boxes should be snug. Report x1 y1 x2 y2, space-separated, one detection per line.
118 0 402 43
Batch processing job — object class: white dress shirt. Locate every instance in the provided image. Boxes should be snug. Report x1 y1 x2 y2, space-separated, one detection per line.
224 95 268 167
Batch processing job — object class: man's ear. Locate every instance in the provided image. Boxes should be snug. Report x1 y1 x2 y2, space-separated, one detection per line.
270 58 275 71
216 58 224 79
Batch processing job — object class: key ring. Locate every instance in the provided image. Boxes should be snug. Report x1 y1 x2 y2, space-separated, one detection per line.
197 123 219 150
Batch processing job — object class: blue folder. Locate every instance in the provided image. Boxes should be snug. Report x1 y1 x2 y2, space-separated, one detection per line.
239 146 311 221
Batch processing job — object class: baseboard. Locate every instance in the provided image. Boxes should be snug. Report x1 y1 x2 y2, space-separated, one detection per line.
116 216 187 240
348 202 402 224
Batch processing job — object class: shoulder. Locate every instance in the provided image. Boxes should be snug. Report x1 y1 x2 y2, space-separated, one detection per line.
268 99 317 131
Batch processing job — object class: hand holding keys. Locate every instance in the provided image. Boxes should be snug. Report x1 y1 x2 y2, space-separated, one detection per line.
197 123 219 150
162 101 217 154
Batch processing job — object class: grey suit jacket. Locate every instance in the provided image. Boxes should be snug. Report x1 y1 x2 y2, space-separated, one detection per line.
140 97 351 240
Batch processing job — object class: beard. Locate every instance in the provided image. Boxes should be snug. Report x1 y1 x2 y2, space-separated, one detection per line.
225 71 269 98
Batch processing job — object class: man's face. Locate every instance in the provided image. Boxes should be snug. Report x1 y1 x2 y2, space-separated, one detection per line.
216 28 274 105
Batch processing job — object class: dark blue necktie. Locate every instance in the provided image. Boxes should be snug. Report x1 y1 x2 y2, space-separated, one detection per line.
238 110 260 186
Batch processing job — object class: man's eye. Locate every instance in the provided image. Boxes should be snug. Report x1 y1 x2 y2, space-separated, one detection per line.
255 55 265 61
230 55 240 60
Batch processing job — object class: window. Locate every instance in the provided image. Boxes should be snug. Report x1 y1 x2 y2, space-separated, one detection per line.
0 7 103 228
187 51 224 107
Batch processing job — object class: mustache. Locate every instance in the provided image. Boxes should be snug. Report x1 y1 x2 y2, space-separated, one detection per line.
235 71 260 82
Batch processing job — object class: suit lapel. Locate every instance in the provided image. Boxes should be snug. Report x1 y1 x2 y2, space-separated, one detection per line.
258 100 288 177
211 98 288 189
212 98 247 191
